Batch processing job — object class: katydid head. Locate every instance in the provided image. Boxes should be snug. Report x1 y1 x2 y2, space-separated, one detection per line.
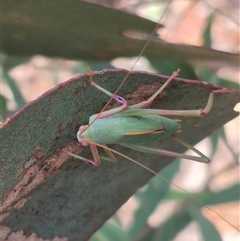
77 125 90 146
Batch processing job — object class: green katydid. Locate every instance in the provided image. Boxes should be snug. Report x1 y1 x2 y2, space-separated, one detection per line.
68 68 214 166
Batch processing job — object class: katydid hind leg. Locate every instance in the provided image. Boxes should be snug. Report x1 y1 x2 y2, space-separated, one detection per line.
129 69 180 109
149 91 214 117
171 135 210 162
120 142 209 164
127 91 214 118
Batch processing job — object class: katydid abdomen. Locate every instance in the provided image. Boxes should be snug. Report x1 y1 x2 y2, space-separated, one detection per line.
78 113 179 145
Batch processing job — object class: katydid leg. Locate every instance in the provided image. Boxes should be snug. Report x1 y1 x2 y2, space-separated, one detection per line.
171 135 210 162
90 80 128 107
116 92 214 118
90 104 129 120
67 144 101 166
103 146 117 162
67 143 116 166
120 143 210 163
67 151 99 166
88 68 128 119
130 69 180 109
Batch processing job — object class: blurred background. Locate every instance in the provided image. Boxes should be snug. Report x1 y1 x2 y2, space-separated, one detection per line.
1 0 239 240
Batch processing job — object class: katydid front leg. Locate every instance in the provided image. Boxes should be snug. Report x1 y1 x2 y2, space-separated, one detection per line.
67 144 100 166
67 143 116 166
87 68 128 120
